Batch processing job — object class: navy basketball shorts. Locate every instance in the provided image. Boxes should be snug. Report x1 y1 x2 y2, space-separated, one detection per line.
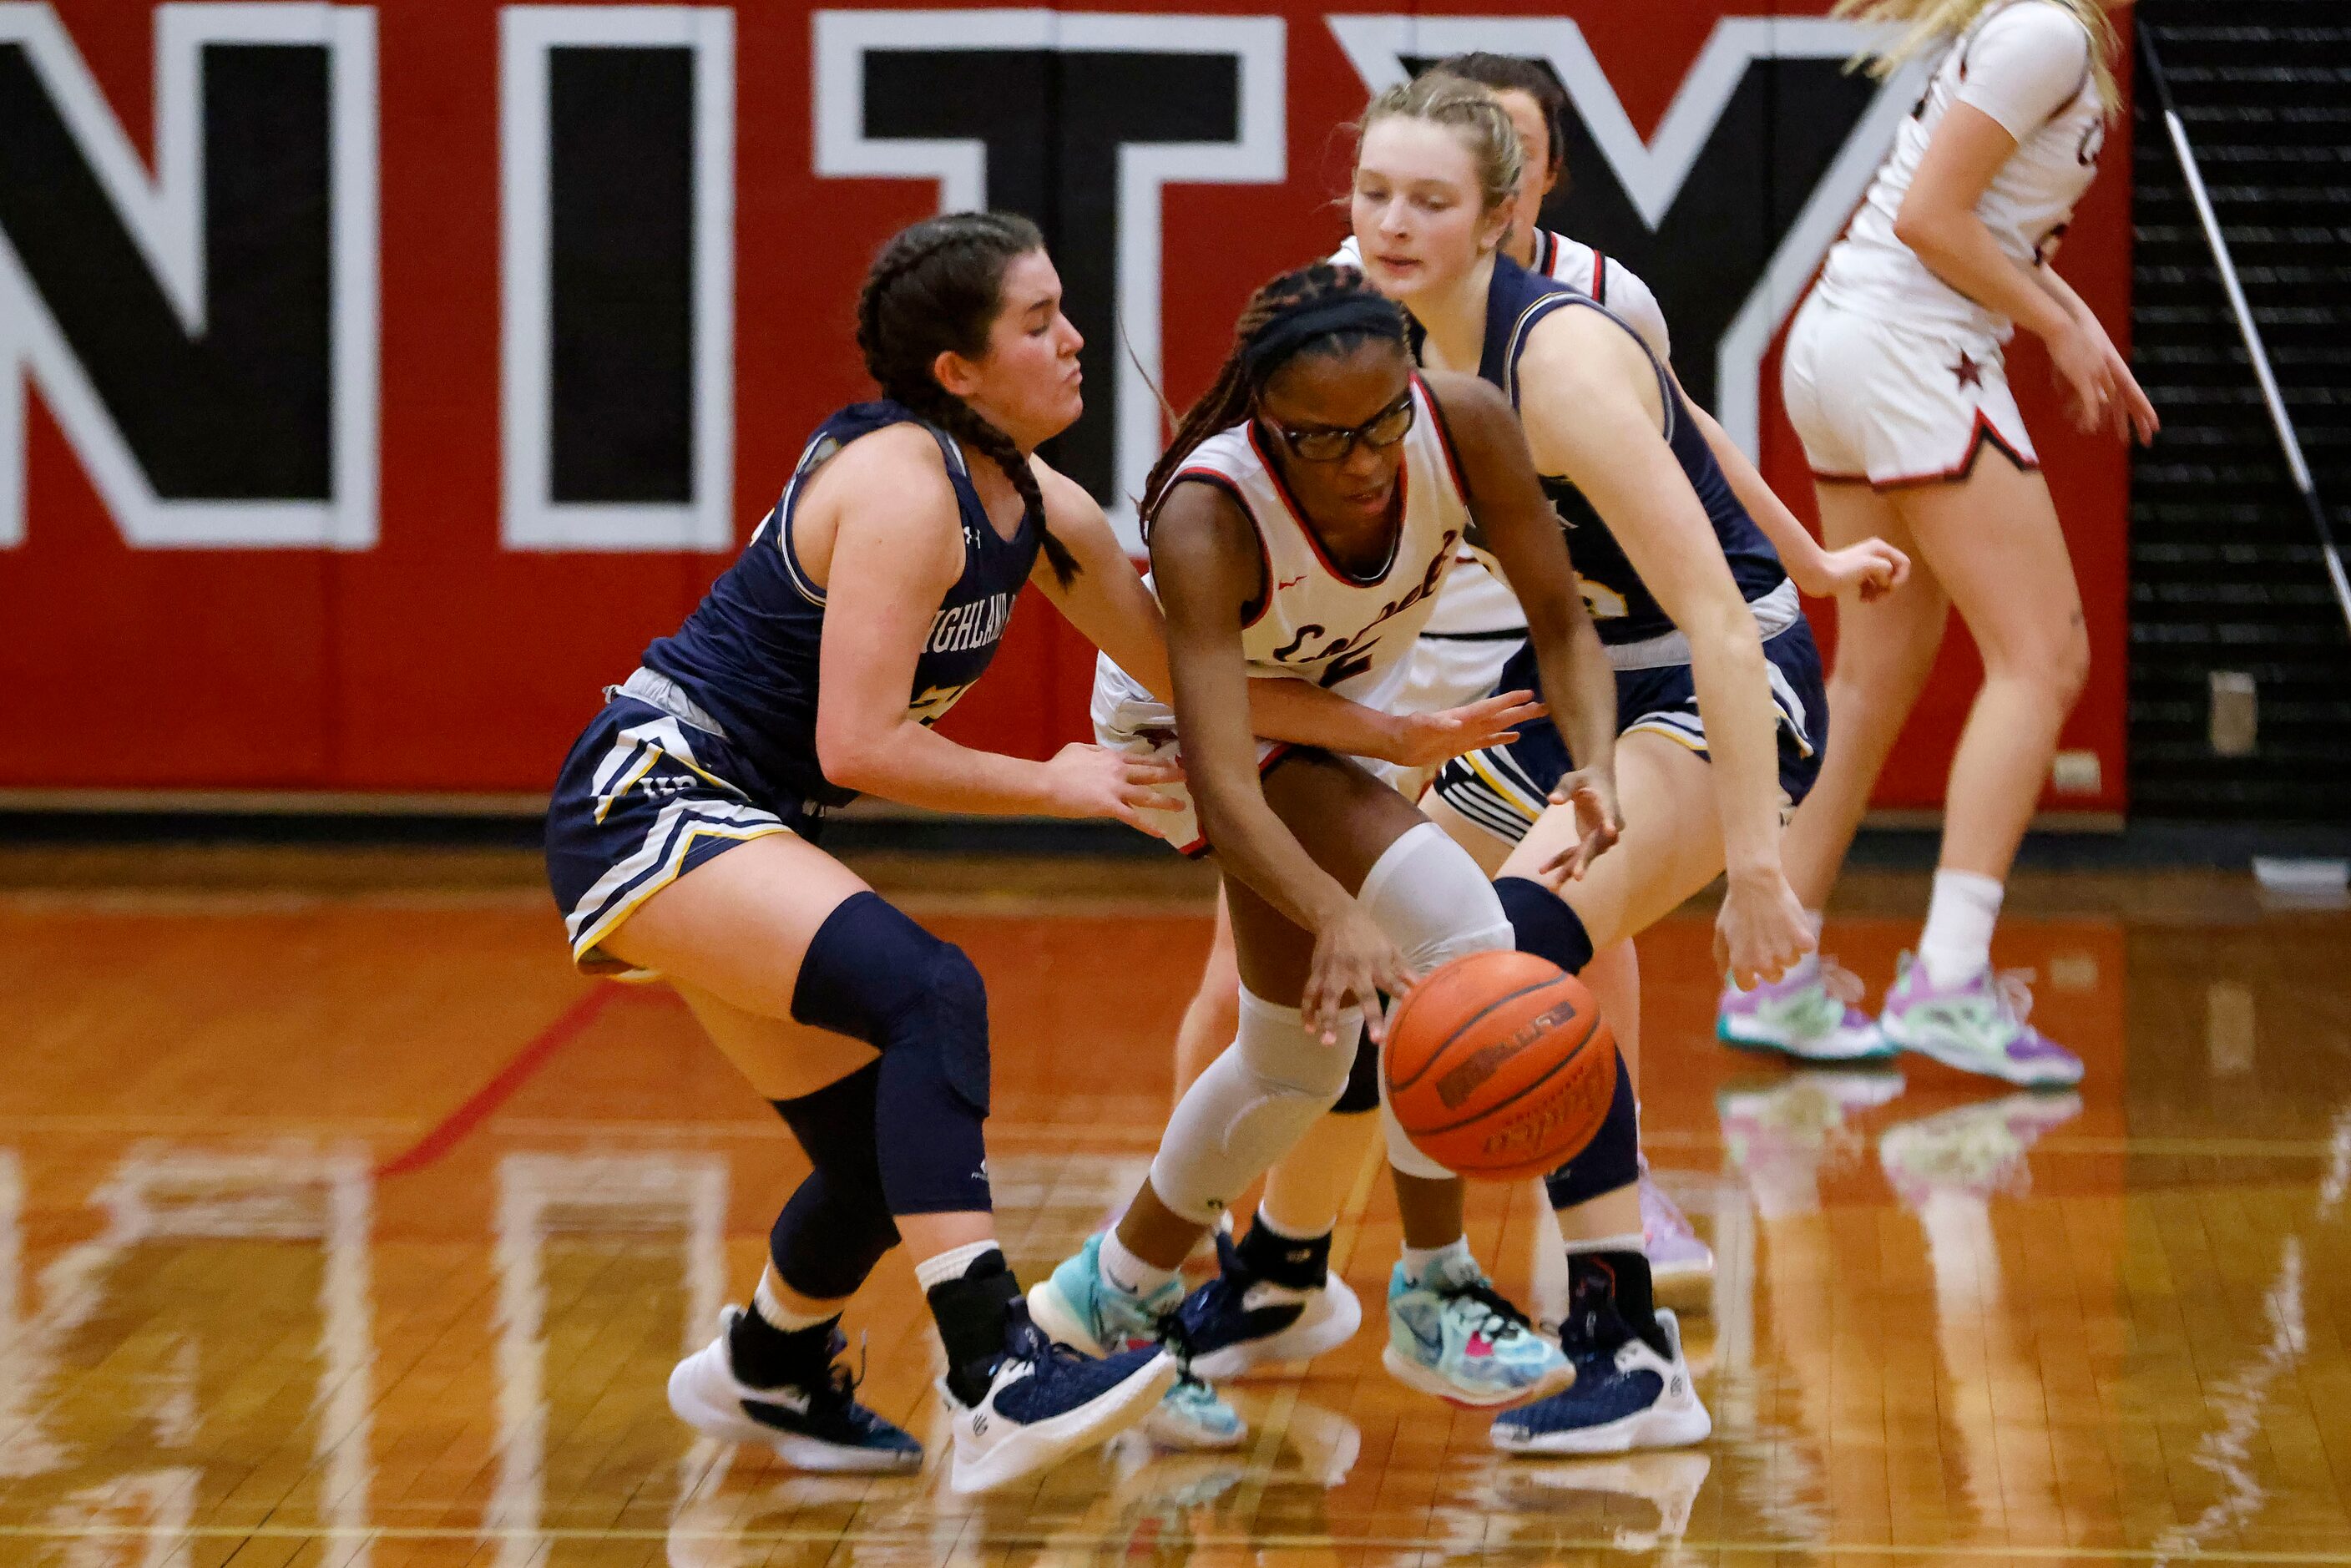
544 690 815 979
1432 618 1828 847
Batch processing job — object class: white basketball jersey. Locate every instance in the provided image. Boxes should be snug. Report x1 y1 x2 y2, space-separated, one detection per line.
1821 0 2106 339
1170 374 1469 711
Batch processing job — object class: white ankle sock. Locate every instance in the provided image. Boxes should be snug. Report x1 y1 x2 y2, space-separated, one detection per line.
1401 1235 1471 1285
1098 1228 1178 1298
913 1239 1000 1294
1919 870 2003 987
751 1267 841 1331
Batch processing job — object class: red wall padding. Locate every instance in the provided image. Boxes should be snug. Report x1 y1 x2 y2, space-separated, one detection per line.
1 0 2131 812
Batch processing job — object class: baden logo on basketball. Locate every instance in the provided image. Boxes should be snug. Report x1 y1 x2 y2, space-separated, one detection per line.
1433 999 1583 1110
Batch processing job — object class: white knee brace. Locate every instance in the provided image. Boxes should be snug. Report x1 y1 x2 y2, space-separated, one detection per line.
1147 987 1361 1227
1358 822 1516 1180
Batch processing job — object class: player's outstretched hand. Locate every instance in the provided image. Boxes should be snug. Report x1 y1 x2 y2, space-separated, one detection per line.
1807 539 1912 604
1537 767 1623 884
1042 742 1186 831
1714 867 1814 990
1304 903 1415 1045
1378 690 1547 769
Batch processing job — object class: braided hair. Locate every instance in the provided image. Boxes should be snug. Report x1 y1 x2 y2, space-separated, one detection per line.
853 211 1080 586
1138 263 1408 532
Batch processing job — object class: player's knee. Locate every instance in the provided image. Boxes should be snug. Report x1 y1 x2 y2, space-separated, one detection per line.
1496 875 1595 976
1542 1050 1638 1211
792 892 991 1115
1150 989 1359 1224
2050 619 2091 711
1360 822 1514 972
771 1169 899 1299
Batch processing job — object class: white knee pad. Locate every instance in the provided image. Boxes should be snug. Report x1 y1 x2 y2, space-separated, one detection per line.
1359 822 1515 1181
1148 987 1361 1227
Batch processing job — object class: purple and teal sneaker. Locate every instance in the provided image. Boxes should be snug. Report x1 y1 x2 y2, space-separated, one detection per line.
1716 954 1893 1063
1877 953 2082 1088
1636 1159 1712 1311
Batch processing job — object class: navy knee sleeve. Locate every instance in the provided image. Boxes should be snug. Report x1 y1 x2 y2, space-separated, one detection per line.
1496 876 1595 975
791 893 992 1216
768 1063 899 1300
1544 1049 1639 1210
1332 1027 1382 1115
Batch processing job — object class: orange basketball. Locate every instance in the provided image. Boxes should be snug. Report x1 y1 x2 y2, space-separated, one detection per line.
1383 949 1617 1180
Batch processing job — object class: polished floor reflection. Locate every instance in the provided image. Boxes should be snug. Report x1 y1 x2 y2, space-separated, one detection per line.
3 857 2349 1565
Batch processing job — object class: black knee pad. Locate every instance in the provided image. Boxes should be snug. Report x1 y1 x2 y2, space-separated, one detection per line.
1496 876 1595 976
767 1064 900 1300
792 893 992 1216
1332 1027 1382 1115
1544 1049 1639 1210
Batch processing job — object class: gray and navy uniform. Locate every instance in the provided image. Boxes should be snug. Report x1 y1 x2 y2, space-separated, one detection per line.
1430 254 1827 844
546 400 1040 974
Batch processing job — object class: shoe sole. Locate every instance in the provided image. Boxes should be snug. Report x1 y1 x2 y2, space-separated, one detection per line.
1491 1399 1713 1456
1191 1272 1363 1380
1879 1015 2082 1088
1379 1345 1575 1410
666 1358 922 1474
947 1351 1178 1495
1716 1020 1898 1064
1024 1278 1114 1358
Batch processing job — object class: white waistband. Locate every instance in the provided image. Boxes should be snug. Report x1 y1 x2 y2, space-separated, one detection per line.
614 665 730 736
1605 578 1802 672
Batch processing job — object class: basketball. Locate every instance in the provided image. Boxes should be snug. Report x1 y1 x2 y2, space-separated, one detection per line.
1383 950 1617 1180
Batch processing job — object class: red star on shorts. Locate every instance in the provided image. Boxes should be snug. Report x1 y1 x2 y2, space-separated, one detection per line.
1952 351 1984 389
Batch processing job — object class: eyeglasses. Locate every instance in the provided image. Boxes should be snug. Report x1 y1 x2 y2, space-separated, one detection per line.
1262 389 1416 463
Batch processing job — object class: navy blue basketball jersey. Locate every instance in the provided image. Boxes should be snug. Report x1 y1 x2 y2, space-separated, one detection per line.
1476 255 1785 645
640 401 1040 807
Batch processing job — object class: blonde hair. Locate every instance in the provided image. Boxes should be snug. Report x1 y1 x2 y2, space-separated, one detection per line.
1833 0 2117 114
1355 72 1526 220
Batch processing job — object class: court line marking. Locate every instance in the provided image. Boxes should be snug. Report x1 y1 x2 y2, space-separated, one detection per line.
372 985 619 1177
1 1522 2343 1561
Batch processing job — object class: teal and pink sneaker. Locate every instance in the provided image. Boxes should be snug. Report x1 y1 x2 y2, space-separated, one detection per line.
1382 1252 1571 1408
1716 954 1893 1063
1877 953 2082 1088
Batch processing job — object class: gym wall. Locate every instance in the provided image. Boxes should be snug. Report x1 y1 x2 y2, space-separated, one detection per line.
0 1 2133 814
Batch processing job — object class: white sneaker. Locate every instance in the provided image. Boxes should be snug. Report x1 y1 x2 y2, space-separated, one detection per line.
666 1309 921 1473
1490 1310 1711 1456
938 1302 1175 1495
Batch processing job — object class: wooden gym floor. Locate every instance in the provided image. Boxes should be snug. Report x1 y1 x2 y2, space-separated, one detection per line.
4 846 2350 1566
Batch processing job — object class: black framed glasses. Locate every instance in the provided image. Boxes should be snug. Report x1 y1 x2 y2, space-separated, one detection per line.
1263 389 1416 463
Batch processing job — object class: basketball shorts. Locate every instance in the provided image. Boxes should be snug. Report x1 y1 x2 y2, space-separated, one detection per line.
545 670 815 979
1431 615 1828 847
1782 286 2040 488
1091 655 1292 857
1359 630 1526 799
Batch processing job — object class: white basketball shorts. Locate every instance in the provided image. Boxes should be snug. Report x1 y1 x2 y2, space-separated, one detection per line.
1782 287 2040 488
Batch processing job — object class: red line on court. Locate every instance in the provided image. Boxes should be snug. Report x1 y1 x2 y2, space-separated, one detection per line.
374 985 620 1178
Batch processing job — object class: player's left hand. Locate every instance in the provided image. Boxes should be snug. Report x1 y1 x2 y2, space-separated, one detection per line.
1378 690 1547 769
1536 766 1622 883
1798 539 1912 604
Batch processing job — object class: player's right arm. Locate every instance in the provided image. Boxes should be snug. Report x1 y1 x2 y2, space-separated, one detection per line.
811 427 1181 827
1150 478 1415 1038
1517 311 1811 986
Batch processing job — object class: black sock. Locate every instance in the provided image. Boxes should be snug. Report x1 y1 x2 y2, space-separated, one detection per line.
1564 1249 1668 1359
1237 1211 1332 1291
924 1248 1021 1408
728 1306 839 1390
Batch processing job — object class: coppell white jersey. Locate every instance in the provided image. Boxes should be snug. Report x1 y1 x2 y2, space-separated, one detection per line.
1819 0 2107 339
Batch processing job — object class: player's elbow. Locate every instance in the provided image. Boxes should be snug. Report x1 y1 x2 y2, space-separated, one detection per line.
815 716 897 796
1891 200 1954 261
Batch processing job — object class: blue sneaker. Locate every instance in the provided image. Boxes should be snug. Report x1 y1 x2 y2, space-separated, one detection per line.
1174 1229 1363 1381
941 1300 1175 1495
667 1309 921 1473
1491 1309 1710 1456
1028 1232 1246 1452
1382 1252 1572 1408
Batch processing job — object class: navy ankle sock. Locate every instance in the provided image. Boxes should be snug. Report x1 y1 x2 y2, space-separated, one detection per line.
728 1307 838 1390
1237 1211 1331 1291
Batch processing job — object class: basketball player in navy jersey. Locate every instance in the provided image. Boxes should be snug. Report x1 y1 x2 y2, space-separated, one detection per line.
542 213 1529 1493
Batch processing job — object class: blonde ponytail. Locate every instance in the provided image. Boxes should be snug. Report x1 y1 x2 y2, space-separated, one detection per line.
1833 0 2118 114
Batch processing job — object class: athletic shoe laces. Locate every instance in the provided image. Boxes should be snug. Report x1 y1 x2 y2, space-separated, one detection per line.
1443 1276 1535 1343
1992 969 2037 1026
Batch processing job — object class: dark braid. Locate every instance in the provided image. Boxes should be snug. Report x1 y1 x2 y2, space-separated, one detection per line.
853 211 1081 587
1139 263 1404 534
